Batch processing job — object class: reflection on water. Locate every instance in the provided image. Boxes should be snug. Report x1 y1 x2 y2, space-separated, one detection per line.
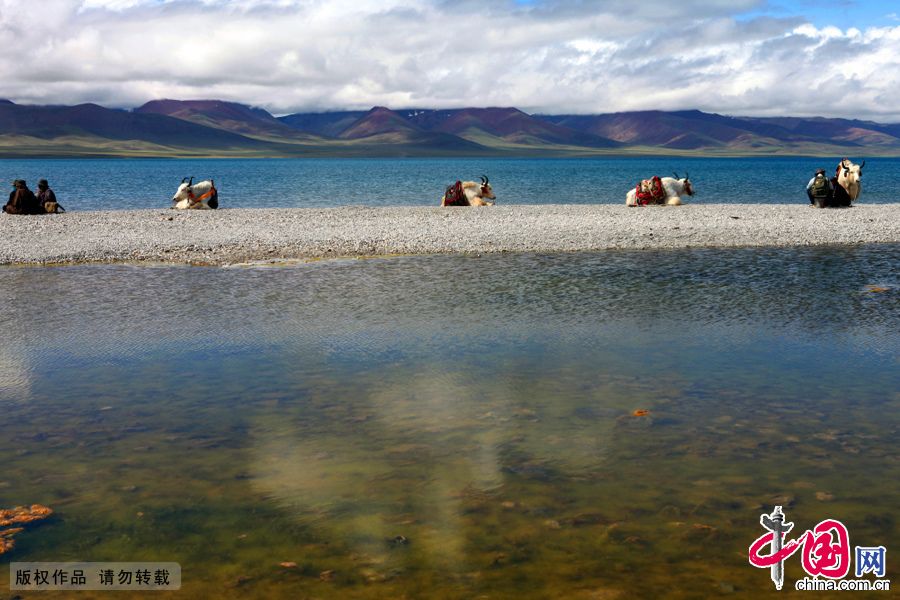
0 246 898 598
0 347 31 403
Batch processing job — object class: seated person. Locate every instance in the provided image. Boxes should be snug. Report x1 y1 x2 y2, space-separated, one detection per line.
3 180 41 215
806 168 833 208
36 179 63 213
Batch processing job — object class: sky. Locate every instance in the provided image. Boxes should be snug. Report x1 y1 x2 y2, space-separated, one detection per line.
1 0 899 120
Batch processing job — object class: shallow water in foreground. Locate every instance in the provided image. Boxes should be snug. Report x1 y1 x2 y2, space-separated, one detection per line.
0 246 898 599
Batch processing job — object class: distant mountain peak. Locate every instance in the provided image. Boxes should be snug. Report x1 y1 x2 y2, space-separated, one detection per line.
3 99 900 157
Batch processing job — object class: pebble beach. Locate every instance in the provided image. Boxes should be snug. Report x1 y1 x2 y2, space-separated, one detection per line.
1 204 898 266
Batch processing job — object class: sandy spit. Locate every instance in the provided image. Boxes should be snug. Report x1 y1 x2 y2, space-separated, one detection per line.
1 204 898 266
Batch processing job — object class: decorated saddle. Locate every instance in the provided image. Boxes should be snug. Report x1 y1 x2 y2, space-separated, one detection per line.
190 182 218 209
443 180 469 206
634 176 665 206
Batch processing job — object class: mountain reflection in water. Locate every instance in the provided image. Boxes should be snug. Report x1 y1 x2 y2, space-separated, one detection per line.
0 246 897 598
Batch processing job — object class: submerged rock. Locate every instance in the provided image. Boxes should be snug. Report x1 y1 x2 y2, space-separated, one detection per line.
543 519 562 529
0 505 52 555
1 527 23 554
0 504 53 527
769 494 795 507
864 285 891 293
227 575 254 588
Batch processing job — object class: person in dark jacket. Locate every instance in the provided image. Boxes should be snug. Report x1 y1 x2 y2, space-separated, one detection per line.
3 180 40 215
806 168 833 208
36 179 62 213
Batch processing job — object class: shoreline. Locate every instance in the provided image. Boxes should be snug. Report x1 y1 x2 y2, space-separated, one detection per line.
2 204 899 266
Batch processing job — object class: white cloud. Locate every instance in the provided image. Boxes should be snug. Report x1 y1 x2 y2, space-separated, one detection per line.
0 0 898 120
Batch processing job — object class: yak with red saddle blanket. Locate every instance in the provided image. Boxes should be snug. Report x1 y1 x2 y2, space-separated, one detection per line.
171 177 219 210
626 173 694 206
441 175 496 207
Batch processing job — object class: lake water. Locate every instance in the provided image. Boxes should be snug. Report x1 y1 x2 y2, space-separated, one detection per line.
1 245 898 598
0 156 895 210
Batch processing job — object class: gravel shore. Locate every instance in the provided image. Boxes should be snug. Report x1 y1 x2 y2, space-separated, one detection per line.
1 204 898 266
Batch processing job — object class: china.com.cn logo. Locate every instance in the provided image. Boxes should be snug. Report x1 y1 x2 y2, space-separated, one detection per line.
748 506 890 592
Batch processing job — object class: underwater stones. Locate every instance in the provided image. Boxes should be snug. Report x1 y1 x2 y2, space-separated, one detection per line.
0 505 53 555
0 504 53 527
816 491 835 502
749 494 796 512
512 408 538 420
500 461 556 481
279 561 297 568
658 505 682 518
864 285 890 293
360 568 387 583
1 528 23 554
227 575 254 588
573 588 623 599
718 581 736 593
1 527 24 537
772 494 795 506
564 513 610 527
389 534 409 547
615 412 653 428
678 523 720 542
624 535 648 546
318 569 335 582
1 536 14 554
814 430 842 442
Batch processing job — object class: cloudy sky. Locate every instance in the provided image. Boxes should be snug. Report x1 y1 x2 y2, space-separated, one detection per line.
1 0 899 120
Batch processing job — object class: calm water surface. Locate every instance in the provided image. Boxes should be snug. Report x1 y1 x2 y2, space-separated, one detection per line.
0 156 897 210
0 246 898 598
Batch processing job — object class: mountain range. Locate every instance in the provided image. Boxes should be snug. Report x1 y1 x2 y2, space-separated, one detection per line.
1 98 899 157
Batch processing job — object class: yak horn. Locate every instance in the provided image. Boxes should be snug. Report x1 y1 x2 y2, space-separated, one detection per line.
672 171 680 179
181 177 188 183
860 160 865 169
188 177 194 185
684 171 689 181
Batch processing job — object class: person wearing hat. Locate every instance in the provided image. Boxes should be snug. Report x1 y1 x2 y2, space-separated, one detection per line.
806 168 833 208
7 180 20 207
36 179 62 213
3 179 40 215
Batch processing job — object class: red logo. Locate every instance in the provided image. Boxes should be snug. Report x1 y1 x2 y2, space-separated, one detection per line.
749 506 851 590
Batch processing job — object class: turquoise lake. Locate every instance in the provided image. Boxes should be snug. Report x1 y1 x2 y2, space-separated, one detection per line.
0 156 894 210
1 245 898 598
